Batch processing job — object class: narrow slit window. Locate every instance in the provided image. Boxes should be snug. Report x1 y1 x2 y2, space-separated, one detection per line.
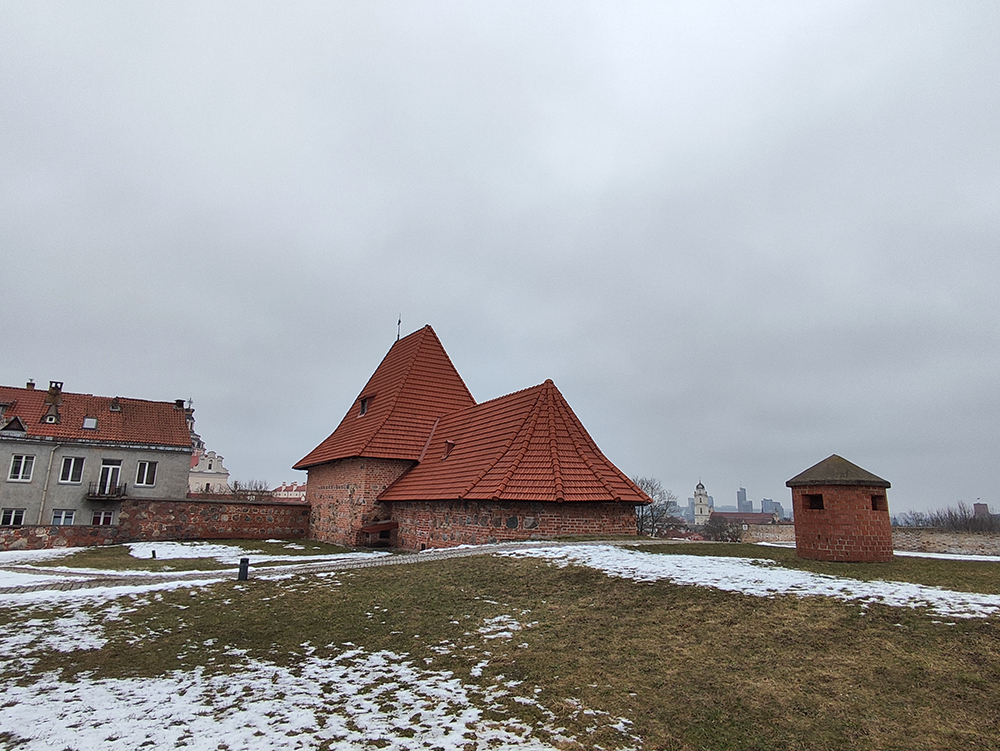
359 397 369 416
871 494 884 511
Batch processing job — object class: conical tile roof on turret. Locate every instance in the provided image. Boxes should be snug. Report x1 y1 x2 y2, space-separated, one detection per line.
379 380 651 505
294 326 475 469
785 454 890 488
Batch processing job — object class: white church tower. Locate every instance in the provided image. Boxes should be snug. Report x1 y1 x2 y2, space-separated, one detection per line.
693 482 713 526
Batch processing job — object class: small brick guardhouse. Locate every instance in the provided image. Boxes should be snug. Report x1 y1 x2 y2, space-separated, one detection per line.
786 454 893 562
294 325 651 550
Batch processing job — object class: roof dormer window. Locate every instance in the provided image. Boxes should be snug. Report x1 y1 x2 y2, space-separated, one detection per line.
359 397 369 416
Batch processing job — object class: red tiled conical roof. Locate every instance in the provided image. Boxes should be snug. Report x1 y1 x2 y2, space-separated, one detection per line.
379 380 649 505
294 326 475 468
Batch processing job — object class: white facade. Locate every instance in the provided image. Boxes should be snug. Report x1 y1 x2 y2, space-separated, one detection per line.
189 450 230 494
693 482 714 527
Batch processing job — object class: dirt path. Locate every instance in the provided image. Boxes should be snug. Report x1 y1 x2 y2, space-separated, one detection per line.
0 539 686 595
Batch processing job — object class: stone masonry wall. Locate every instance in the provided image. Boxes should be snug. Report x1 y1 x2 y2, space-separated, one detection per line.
391 499 639 550
891 529 1000 556
791 484 893 562
741 524 796 544
0 498 309 551
306 458 414 547
0 523 124 551
117 499 310 541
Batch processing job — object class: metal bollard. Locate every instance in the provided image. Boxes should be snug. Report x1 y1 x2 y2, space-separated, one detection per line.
238 557 250 581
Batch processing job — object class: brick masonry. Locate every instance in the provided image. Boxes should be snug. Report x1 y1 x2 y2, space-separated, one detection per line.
790 484 893 562
390 498 639 550
306 457 415 547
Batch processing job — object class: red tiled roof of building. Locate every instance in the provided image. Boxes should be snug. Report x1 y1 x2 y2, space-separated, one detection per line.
710 511 779 525
0 383 191 447
294 326 476 469
380 380 649 505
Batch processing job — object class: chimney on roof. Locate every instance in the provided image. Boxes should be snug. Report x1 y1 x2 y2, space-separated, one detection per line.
48 381 63 395
26 380 35 390
110 397 121 412
174 399 185 409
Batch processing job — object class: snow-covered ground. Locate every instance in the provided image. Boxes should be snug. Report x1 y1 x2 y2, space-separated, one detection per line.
500 545 1000 619
1 540 999 749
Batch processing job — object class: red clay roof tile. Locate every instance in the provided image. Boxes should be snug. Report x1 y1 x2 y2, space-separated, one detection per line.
380 380 649 505
294 326 475 468
0 385 191 447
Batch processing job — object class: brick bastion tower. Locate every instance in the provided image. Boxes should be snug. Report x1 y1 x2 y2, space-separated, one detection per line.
786 454 893 562
294 325 651 550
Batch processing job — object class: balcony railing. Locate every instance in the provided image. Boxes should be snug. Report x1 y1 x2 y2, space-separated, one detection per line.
87 482 127 500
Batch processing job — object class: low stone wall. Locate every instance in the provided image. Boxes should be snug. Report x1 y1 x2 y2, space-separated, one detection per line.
891 528 1000 557
0 524 124 551
741 524 796 545
0 498 310 551
118 499 310 541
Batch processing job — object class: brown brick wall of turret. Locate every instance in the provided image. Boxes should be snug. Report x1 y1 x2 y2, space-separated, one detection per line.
791 484 893 562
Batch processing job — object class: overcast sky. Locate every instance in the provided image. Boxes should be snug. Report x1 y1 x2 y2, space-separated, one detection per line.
3 2 998 514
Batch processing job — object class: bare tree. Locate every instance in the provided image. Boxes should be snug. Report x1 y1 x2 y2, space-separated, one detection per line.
229 479 273 502
632 476 681 537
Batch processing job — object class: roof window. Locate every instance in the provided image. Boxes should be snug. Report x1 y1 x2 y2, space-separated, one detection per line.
82 417 98 430
442 440 456 459
359 397 369 416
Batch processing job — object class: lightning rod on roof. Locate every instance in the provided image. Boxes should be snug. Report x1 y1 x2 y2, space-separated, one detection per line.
397 316 401 341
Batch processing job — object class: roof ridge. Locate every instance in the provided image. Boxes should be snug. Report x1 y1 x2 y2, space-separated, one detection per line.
546 384 564 501
481 387 545 499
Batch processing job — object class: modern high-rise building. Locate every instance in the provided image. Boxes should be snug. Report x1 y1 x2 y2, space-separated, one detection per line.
737 487 753 513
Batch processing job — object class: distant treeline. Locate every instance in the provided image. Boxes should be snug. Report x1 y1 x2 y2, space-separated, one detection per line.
892 502 1000 533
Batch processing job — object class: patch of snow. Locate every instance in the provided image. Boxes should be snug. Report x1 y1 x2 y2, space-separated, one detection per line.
499 545 1000 619
0 570 75 588
1 648 572 750
0 547 82 565
0 577 228 608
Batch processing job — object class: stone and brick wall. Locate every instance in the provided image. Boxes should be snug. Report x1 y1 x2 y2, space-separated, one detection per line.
741 523 796 545
790 484 893 562
390 499 639 550
891 528 1000 557
0 498 309 551
117 498 310 541
306 458 414 547
0 523 124 551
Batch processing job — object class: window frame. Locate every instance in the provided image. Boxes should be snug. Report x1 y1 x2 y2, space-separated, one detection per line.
92 510 114 526
8 454 34 482
52 509 75 525
1 508 26 526
805 493 825 510
135 461 157 487
59 456 85 484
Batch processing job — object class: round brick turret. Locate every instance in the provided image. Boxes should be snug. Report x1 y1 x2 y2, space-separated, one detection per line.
786 455 893 562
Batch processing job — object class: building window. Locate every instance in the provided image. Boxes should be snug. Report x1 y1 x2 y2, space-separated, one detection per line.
8 455 34 482
98 460 123 495
1 508 26 526
60 457 85 484
92 510 114 526
871 494 885 511
52 509 75 525
82 417 98 430
135 461 157 487
805 493 824 510
359 397 369 416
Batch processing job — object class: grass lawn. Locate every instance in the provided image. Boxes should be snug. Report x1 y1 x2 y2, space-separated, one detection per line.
2 543 999 749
